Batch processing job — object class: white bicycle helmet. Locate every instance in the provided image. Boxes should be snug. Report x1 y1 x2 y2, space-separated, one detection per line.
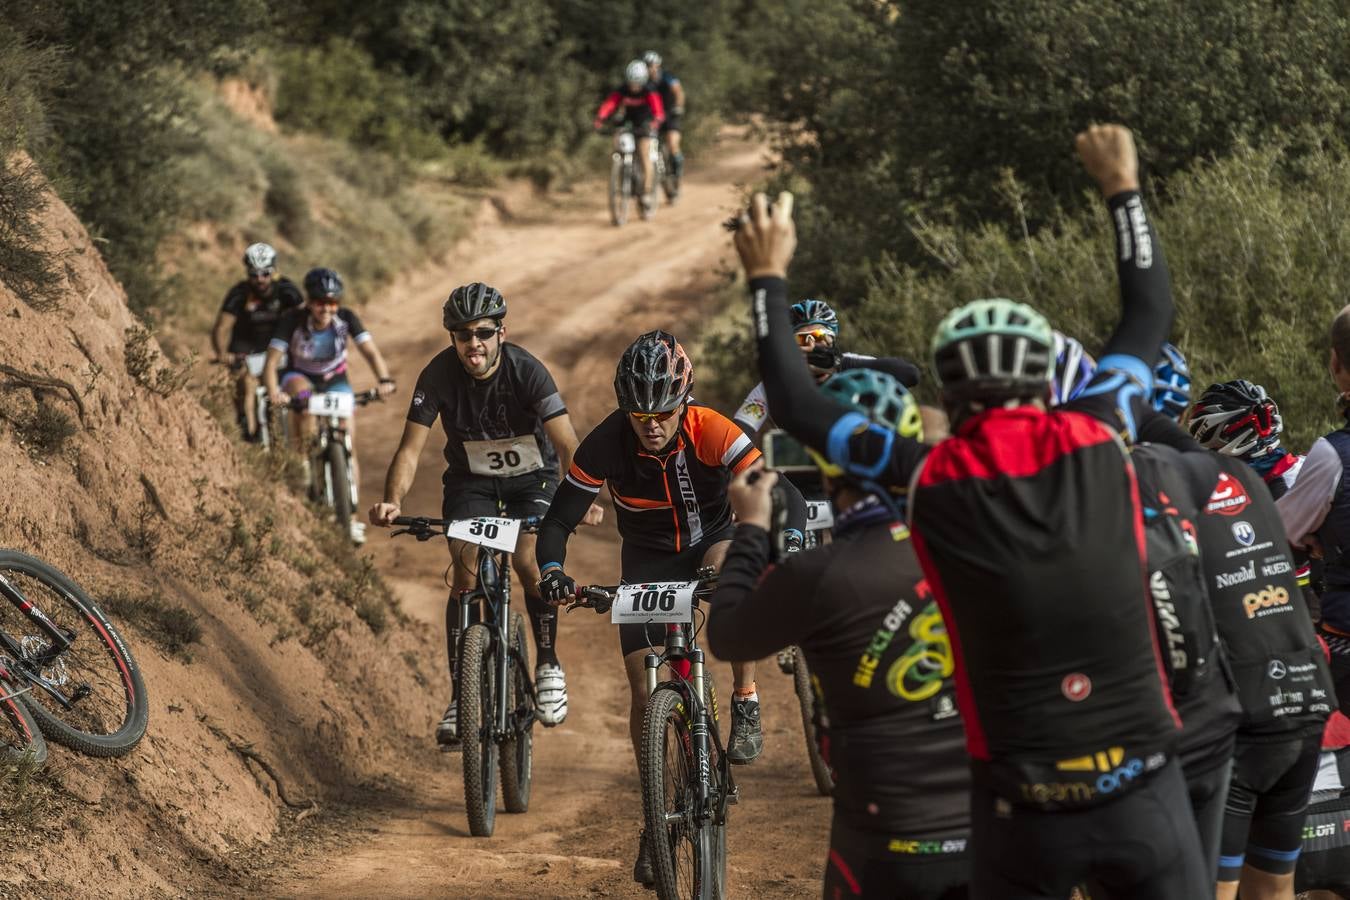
243 242 277 275
625 60 649 85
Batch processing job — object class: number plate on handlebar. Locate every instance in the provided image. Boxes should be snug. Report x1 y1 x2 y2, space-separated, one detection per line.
446 516 522 552
616 131 636 154
806 501 834 531
308 392 354 418
611 582 696 625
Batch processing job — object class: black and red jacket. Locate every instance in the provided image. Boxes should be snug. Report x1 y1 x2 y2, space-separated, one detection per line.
595 85 665 127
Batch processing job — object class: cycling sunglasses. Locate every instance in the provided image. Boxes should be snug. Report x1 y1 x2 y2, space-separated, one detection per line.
794 327 835 346
308 297 339 308
452 326 502 343
629 408 680 424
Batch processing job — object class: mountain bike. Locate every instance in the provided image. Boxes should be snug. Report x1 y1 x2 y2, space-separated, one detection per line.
570 569 730 900
292 388 380 535
0 549 148 759
390 514 538 838
1 658 46 768
606 123 665 227
658 140 680 204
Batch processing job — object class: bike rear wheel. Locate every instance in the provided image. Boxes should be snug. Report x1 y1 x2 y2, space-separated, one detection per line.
609 156 630 226
500 611 533 813
643 684 719 900
0 550 148 757
661 146 680 201
459 623 498 837
0 675 47 769
790 646 834 795
327 440 353 531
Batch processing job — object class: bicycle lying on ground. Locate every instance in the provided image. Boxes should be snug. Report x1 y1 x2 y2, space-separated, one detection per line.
0 549 149 767
390 515 538 837
570 568 731 900
291 388 381 537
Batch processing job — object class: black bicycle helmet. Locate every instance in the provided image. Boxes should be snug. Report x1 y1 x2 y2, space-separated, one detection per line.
303 267 343 301
1187 379 1283 459
614 330 694 413
443 282 507 330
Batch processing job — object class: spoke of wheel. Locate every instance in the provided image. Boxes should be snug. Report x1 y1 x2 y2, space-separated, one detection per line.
664 721 696 897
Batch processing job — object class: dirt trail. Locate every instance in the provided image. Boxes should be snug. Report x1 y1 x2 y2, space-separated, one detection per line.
257 127 832 898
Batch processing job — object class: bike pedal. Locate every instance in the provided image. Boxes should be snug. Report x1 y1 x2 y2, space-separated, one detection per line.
726 785 740 805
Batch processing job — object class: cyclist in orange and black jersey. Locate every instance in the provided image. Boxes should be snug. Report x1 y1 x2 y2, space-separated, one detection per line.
735 126 1213 898
536 330 805 886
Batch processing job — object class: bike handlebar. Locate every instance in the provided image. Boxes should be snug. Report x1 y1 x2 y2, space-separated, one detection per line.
566 566 720 615
389 515 543 542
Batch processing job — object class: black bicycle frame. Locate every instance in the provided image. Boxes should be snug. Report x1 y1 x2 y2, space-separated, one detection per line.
0 572 81 707
457 544 532 742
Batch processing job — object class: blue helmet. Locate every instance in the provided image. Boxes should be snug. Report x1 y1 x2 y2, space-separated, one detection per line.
303 267 344 301
1050 331 1096 406
790 299 839 335
1153 342 1191 420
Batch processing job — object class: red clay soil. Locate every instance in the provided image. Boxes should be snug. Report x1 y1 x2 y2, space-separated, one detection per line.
0 129 832 899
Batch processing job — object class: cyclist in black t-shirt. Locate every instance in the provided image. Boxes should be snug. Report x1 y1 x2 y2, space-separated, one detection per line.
711 367 971 900
369 283 600 746
211 242 303 441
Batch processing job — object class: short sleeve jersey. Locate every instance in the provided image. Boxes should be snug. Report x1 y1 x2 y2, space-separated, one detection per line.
269 307 370 379
566 404 758 553
221 278 303 354
407 343 567 477
651 71 681 111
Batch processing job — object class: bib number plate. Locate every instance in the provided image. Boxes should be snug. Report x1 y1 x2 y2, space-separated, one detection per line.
616 132 637 154
805 501 834 531
611 581 696 625
445 516 522 553
464 435 544 477
308 392 354 418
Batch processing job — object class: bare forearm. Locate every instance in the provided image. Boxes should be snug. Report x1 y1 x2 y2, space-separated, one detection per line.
360 343 392 381
383 449 419 506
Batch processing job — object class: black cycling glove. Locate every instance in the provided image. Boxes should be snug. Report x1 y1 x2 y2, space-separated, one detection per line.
540 567 577 605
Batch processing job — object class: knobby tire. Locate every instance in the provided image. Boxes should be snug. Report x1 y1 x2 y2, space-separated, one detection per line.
0 675 47 769
328 440 353 531
609 155 629 227
500 611 533 814
792 646 834 796
642 685 707 900
459 623 498 837
0 550 148 756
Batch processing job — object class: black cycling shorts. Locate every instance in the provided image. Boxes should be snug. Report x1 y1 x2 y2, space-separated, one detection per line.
970 759 1210 899
442 470 558 524
1219 734 1322 879
1184 759 1233 881
1294 791 1350 894
824 815 970 900
618 531 733 657
659 113 682 134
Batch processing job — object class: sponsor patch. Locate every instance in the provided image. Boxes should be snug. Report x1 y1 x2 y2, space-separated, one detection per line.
1061 673 1092 702
1232 521 1255 546
1207 472 1251 517
1216 560 1257 590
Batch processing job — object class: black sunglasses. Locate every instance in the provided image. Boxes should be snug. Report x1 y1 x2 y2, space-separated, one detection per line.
453 326 501 343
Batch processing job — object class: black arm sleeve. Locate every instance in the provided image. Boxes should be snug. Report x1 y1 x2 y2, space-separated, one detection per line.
535 480 593 571
1099 190 1174 365
707 524 824 660
752 276 927 487
840 353 921 388
777 472 808 537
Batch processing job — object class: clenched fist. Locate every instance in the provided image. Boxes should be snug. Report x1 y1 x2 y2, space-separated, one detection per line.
1075 124 1139 199
733 192 797 280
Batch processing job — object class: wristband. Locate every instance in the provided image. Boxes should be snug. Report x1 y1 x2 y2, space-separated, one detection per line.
379 377 396 384
540 562 563 574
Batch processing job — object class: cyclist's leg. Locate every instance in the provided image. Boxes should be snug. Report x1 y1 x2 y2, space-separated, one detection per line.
441 480 497 685
1236 734 1322 900
280 371 316 451
1184 756 1235 882
969 780 1082 900
504 472 561 667
233 365 257 436
637 134 655 197
664 118 683 177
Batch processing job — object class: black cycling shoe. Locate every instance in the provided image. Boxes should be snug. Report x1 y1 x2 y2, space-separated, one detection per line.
633 829 655 886
728 696 764 765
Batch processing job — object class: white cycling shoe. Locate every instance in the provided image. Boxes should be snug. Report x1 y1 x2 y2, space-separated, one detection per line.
349 520 367 545
534 663 568 726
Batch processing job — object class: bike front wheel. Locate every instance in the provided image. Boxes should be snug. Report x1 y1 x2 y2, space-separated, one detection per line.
791 646 834 796
500 611 533 814
0 674 47 769
0 551 148 757
609 155 630 226
327 440 353 531
459 623 498 837
642 684 724 900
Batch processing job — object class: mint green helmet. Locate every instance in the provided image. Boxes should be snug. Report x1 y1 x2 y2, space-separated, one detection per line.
812 368 922 475
931 299 1054 403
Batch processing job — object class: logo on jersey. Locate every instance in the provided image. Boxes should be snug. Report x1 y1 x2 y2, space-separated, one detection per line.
1243 585 1290 619
1206 473 1251 517
1061 673 1092 702
672 452 704 546
1261 559 1293 577
736 399 767 428
1268 660 1287 680
1232 521 1255 546
412 390 426 408
1215 560 1256 590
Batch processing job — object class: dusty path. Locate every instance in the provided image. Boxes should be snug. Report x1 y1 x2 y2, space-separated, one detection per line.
257 127 832 898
